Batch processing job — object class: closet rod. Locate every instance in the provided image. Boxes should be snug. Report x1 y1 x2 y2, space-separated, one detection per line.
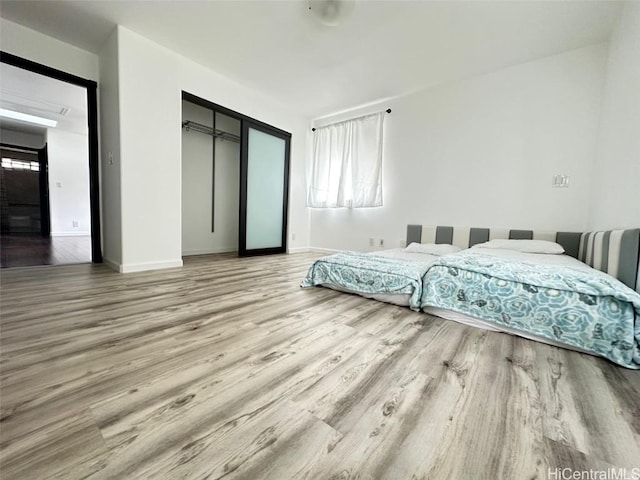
182 120 241 143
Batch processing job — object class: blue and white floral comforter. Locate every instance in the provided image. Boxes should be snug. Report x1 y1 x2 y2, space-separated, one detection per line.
420 251 640 369
301 252 433 311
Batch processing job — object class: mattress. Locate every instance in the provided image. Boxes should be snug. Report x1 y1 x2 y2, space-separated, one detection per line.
420 248 640 368
301 249 440 310
423 306 594 356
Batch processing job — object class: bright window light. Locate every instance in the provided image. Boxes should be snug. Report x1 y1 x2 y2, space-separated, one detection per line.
1 158 39 171
0 108 57 128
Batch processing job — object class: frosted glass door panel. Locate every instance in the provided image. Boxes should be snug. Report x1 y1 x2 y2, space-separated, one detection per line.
245 128 286 250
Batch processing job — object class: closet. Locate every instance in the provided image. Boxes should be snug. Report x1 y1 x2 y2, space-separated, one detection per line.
181 92 290 257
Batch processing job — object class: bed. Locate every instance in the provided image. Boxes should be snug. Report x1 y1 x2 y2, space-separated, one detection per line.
421 247 639 368
415 225 640 369
300 244 460 310
302 224 640 369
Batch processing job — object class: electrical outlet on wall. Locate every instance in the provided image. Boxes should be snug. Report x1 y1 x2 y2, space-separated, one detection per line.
379 239 384 247
291 232 296 241
72 220 79 228
369 238 375 247
552 174 570 188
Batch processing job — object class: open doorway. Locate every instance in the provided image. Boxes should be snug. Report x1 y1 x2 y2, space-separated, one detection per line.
0 53 101 267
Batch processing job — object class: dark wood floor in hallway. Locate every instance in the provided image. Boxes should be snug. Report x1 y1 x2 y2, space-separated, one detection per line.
0 252 638 479
0 234 91 268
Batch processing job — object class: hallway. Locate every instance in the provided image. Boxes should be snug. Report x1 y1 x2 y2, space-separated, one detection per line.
0 234 91 268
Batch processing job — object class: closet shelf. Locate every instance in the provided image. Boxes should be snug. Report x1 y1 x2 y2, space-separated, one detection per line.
182 120 241 143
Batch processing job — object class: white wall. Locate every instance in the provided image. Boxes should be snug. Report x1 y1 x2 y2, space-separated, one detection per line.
113 26 310 272
46 129 91 236
309 44 608 251
181 103 240 255
589 2 640 230
212 113 240 252
0 18 98 81
0 128 46 149
98 28 123 266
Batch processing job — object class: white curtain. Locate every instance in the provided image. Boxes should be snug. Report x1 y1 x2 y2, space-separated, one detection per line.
308 112 384 208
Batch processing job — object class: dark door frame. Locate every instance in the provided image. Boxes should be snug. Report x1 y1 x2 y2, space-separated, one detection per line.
238 120 290 256
0 142 51 237
37 144 51 237
0 51 102 263
181 91 292 257
182 91 291 138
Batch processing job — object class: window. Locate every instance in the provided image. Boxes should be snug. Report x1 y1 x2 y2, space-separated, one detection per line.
1 158 39 171
307 112 384 208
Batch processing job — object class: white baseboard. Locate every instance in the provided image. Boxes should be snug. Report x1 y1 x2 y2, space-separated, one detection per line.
102 257 121 272
182 247 236 256
51 231 91 237
308 247 343 254
104 259 183 273
121 259 183 273
288 247 344 254
288 247 311 253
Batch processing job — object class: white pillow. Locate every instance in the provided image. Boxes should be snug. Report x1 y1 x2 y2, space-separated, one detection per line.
471 239 564 254
405 242 462 255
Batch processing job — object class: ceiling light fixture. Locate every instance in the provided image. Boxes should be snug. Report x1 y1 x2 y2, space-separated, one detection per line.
0 108 58 128
308 0 356 27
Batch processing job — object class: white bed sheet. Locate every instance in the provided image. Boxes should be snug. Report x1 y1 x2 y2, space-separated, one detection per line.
469 247 591 269
370 248 440 265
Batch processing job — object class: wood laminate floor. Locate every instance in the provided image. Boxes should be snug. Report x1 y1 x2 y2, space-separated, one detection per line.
0 234 91 268
0 253 638 480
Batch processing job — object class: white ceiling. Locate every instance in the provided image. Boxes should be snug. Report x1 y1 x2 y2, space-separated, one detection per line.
0 63 88 136
0 0 623 118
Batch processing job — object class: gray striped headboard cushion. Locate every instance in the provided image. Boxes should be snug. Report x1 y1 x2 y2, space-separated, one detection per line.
406 225 640 292
578 229 640 293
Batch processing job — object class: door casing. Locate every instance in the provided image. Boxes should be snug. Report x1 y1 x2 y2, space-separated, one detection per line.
0 51 102 262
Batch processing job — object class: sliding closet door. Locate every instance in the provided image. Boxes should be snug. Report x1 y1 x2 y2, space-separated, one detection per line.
239 120 290 256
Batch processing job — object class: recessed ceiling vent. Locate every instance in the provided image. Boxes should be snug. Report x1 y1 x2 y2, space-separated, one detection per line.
0 91 71 118
308 0 356 27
